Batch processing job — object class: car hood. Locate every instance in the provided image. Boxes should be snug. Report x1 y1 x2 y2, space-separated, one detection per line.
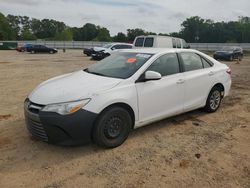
28 70 122 105
93 47 106 52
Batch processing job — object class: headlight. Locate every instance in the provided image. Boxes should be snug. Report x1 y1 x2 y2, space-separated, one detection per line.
42 99 91 115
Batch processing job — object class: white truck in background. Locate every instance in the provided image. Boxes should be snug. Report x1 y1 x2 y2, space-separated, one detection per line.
133 35 190 49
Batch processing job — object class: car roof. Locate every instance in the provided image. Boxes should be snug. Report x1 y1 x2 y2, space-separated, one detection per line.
118 48 199 54
111 43 133 46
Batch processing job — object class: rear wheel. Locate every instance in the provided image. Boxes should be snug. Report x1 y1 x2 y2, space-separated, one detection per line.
31 50 35 54
93 107 132 148
229 55 233 61
204 86 222 112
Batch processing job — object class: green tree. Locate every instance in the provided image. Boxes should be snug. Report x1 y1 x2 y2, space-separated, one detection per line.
95 27 111 41
0 12 14 40
21 29 36 40
113 32 127 42
127 28 146 42
55 29 73 41
6 14 20 39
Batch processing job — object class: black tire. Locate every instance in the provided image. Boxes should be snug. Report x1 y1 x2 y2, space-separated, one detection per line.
93 106 132 148
49 50 54 54
204 86 222 113
31 50 35 54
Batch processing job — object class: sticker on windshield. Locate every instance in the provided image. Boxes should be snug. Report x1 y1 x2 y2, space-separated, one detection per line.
127 58 137 63
136 54 151 59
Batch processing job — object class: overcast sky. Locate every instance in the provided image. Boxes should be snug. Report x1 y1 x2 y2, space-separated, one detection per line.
0 0 249 35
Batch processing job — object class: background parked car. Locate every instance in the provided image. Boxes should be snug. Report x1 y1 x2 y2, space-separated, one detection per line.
26 45 58 54
91 43 133 60
83 47 95 56
133 35 190 49
16 43 33 52
213 46 243 61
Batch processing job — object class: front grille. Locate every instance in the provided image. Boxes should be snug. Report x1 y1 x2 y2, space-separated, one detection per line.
26 118 48 142
24 99 48 142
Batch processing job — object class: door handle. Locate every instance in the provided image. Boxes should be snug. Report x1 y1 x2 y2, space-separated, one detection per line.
176 79 185 84
208 71 214 76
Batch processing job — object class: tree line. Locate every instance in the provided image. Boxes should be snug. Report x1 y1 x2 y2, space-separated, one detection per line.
0 12 250 43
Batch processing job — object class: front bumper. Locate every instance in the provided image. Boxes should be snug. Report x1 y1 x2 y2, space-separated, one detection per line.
24 99 97 146
92 53 110 60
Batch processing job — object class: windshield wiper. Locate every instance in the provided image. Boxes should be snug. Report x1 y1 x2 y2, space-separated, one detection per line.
84 68 107 77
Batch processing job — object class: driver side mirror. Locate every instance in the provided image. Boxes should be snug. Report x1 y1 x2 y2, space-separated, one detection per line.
137 71 162 82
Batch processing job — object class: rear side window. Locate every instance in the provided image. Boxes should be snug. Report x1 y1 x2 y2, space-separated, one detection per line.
144 37 154 47
135 38 144 47
176 39 181 48
147 53 180 76
182 39 189 49
172 38 177 48
180 52 203 72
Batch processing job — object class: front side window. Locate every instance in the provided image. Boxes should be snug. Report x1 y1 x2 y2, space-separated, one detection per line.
180 52 203 72
112 45 120 49
85 52 153 79
147 53 180 76
135 37 144 47
144 37 154 47
103 44 113 49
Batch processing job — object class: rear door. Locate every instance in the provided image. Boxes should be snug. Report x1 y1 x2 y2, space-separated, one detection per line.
179 52 215 111
136 53 185 124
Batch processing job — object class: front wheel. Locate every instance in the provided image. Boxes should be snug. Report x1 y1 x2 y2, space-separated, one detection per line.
204 87 222 112
93 107 132 148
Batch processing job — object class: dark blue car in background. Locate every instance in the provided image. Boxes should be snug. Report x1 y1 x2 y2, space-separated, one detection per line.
213 46 243 61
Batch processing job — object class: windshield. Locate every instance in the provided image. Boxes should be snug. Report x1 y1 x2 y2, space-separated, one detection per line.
103 44 113 49
221 46 235 51
85 52 153 79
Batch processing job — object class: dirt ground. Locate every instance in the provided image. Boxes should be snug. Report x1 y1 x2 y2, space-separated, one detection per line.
0 50 249 188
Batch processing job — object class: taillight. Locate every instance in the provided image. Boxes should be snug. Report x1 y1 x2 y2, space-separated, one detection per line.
226 68 231 75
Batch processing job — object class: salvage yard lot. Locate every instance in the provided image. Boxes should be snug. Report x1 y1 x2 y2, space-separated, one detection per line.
0 50 249 188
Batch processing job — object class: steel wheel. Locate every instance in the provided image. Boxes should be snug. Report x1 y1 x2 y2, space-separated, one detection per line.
93 106 132 148
104 116 123 139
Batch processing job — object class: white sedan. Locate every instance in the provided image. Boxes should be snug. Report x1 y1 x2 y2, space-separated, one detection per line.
24 48 231 148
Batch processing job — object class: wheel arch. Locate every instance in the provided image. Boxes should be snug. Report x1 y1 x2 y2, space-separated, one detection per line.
96 102 135 128
90 102 136 141
211 83 225 97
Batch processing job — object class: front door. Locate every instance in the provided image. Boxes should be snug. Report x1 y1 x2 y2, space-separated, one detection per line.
135 53 185 126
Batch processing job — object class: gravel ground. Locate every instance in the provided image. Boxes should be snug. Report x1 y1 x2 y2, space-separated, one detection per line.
0 50 249 188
